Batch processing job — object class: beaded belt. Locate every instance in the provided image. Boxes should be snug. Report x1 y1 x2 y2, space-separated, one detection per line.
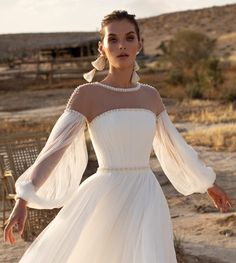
97 166 151 173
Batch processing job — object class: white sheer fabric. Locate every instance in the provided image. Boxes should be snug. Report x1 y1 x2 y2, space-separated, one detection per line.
14 81 217 262
18 107 178 263
14 108 88 209
152 109 216 196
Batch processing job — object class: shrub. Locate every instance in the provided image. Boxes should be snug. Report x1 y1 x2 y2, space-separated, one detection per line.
221 84 236 102
161 29 223 98
168 69 185 85
186 82 203 99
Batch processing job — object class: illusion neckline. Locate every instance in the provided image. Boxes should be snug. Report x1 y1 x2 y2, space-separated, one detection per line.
94 81 141 92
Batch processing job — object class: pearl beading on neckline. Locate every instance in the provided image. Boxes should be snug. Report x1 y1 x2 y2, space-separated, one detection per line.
94 81 141 92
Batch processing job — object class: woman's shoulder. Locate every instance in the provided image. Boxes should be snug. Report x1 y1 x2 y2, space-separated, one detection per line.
140 82 161 94
66 83 93 111
68 82 100 103
139 82 165 113
66 82 103 114
139 82 163 103
73 82 98 94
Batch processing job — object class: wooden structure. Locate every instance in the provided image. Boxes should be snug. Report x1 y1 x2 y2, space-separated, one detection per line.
0 131 61 241
0 37 101 82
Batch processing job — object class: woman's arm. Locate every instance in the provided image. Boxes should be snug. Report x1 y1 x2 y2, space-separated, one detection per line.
14 85 89 209
152 89 233 212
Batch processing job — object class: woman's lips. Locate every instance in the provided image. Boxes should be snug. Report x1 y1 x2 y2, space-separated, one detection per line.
117 55 129 58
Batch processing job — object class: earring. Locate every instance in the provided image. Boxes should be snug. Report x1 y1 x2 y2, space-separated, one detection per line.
131 60 140 84
83 54 106 82
91 54 106 70
134 59 140 71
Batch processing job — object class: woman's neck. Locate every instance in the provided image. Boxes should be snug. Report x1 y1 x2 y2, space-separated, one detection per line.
102 65 134 88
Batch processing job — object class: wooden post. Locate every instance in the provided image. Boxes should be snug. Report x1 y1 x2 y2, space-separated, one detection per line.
49 50 56 84
36 51 40 80
49 59 53 84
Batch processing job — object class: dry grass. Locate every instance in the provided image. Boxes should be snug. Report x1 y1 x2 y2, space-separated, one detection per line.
0 119 56 135
172 99 236 124
187 103 236 124
183 123 236 152
173 232 225 263
174 100 236 152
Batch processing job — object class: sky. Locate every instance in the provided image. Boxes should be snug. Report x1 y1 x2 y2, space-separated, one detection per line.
0 0 235 34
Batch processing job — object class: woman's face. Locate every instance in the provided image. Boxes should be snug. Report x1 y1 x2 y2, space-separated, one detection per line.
98 19 142 69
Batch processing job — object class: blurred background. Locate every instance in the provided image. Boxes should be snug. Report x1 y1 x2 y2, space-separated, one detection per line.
0 1 236 262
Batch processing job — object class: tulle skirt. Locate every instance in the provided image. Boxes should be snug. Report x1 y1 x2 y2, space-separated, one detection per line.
19 169 177 263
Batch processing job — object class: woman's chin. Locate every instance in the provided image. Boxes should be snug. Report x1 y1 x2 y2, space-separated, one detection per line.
114 60 134 69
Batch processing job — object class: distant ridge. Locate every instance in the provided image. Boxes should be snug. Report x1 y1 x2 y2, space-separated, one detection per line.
138 3 236 58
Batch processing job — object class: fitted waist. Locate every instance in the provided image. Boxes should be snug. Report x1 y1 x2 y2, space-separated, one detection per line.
96 165 152 173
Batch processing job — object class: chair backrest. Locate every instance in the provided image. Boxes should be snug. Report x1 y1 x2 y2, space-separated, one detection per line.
0 131 49 181
0 153 16 198
0 154 5 197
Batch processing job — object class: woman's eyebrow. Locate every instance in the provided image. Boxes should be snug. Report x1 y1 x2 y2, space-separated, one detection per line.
108 31 135 36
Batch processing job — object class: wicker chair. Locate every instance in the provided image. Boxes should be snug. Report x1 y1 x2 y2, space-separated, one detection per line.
0 155 16 230
0 131 61 241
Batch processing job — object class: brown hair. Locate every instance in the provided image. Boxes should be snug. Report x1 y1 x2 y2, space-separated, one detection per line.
99 10 141 42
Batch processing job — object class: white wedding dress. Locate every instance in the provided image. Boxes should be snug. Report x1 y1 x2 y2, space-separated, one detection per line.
14 82 216 263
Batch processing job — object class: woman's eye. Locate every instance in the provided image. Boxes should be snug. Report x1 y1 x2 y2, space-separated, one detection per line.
108 37 134 42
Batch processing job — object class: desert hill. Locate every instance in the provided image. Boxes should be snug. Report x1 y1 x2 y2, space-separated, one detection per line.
138 3 236 59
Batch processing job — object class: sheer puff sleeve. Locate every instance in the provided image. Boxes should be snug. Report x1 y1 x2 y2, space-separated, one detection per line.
152 92 216 196
14 86 88 209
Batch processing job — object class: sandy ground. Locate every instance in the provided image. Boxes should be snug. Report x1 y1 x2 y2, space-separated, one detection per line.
0 90 235 262
151 145 236 263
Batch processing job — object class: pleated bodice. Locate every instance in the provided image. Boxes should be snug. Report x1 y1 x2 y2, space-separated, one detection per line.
87 108 156 169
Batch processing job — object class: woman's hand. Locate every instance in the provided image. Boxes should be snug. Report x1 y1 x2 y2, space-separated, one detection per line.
207 182 234 213
3 198 28 244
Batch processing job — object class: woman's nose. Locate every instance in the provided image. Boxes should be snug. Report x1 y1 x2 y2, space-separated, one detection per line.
119 41 126 49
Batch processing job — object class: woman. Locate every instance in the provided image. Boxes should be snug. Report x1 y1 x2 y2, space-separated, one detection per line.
4 10 233 263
